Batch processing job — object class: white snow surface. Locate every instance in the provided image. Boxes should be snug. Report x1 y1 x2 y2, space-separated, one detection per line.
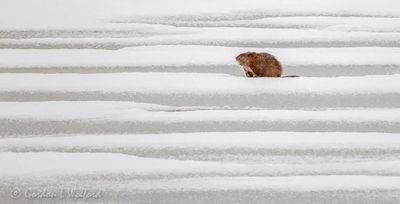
1 0 400 203
0 73 399 94
0 101 399 122
1 46 400 68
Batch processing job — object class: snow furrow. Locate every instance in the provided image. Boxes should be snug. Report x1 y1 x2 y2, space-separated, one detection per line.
119 16 400 33
0 74 398 108
1 46 399 72
0 73 398 94
0 65 400 77
1 0 400 203
1 132 400 162
0 102 399 134
1 29 400 49
2 152 400 178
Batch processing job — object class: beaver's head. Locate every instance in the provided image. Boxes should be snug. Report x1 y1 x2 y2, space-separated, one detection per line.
236 52 256 66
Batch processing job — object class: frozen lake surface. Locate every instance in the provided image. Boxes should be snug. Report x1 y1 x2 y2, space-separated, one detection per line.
0 0 400 203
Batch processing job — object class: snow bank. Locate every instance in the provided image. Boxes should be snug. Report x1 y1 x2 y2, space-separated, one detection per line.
1 0 399 29
1 28 399 49
146 176 400 191
0 102 398 134
0 73 399 94
130 16 400 32
1 152 400 179
0 46 399 68
0 101 398 122
2 132 400 152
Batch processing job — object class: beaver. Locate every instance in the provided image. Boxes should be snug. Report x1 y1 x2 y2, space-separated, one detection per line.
236 52 282 77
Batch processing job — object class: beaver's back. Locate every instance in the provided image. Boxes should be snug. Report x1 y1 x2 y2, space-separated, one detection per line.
252 52 282 77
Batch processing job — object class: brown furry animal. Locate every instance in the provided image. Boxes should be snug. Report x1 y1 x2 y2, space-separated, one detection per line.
236 52 282 77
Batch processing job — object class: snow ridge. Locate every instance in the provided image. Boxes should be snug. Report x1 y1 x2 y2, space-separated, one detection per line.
0 0 400 203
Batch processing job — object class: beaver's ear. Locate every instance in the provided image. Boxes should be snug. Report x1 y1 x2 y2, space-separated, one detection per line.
247 52 257 57
235 54 242 61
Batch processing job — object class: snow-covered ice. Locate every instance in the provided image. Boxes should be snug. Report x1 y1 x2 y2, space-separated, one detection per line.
1 0 400 203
